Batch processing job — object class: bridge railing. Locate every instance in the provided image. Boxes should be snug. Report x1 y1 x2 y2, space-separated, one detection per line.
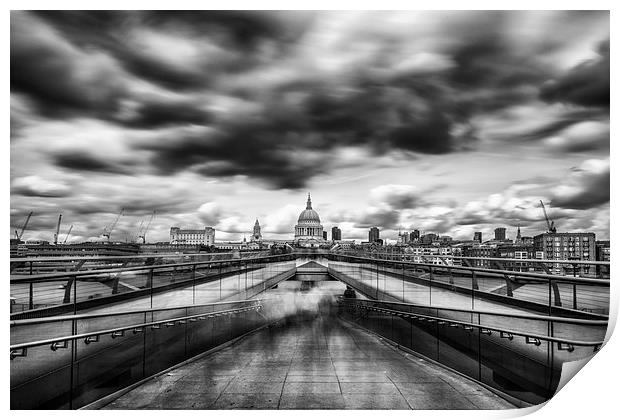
10 250 273 275
332 250 609 277
338 297 607 406
10 299 278 409
327 254 610 317
10 254 297 318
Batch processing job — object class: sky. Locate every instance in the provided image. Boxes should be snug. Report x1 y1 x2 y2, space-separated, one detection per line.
9 10 610 244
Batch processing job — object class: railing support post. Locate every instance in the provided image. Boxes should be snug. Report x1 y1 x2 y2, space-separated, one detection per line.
111 276 119 295
29 282 34 310
145 268 153 289
63 277 75 304
573 263 578 310
192 264 196 305
471 270 479 290
537 262 562 307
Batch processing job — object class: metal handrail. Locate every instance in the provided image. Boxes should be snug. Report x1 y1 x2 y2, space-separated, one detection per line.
10 255 294 284
328 255 610 285
10 304 262 353
11 252 608 284
10 299 269 326
13 250 607 267
335 252 610 266
9 250 271 263
339 298 609 325
340 300 604 348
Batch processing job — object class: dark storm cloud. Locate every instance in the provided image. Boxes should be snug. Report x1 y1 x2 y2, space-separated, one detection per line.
447 26 538 89
66 200 182 216
551 163 610 210
11 216 58 233
370 185 426 209
354 208 401 230
11 11 610 191
12 185 69 198
455 216 490 226
514 111 595 142
507 109 608 153
37 9 216 91
33 10 313 91
141 124 333 189
301 84 462 155
134 72 477 188
349 184 429 230
10 12 126 118
141 10 312 48
120 100 212 128
540 39 610 108
53 151 131 175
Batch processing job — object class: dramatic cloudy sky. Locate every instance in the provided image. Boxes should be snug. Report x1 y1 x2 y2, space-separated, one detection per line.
10 10 610 243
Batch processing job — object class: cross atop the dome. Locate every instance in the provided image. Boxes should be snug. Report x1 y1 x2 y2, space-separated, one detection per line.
306 193 312 209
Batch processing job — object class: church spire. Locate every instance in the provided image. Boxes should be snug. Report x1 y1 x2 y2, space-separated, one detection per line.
306 193 312 210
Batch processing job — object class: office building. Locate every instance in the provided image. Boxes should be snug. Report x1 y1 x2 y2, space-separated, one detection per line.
494 227 506 241
170 227 215 246
369 227 380 243
331 226 342 241
439 235 452 244
533 232 596 275
421 233 438 245
462 244 496 268
595 240 610 278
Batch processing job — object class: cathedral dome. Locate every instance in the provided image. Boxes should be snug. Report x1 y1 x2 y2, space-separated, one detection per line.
297 194 321 224
298 209 321 224
294 193 325 243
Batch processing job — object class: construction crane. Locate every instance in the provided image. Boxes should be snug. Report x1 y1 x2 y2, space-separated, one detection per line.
63 225 73 244
102 208 124 242
53 214 62 245
539 200 557 233
138 211 156 244
133 220 144 243
14 211 33 241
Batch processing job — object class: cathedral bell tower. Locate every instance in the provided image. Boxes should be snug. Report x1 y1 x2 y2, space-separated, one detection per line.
252 219 262 242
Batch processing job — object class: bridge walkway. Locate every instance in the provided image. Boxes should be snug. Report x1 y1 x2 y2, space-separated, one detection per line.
101 311 514 410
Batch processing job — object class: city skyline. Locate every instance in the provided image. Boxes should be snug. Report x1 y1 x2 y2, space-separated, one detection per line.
10 11 610 243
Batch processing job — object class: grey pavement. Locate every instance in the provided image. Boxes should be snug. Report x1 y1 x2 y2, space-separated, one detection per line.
102 311 516 410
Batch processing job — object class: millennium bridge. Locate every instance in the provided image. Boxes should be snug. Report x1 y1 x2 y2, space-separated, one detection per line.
10 251 609 409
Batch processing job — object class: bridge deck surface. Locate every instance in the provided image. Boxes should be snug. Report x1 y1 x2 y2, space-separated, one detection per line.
102 311 515 410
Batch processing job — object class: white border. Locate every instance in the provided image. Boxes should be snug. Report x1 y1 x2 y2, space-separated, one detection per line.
3 3 617 420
